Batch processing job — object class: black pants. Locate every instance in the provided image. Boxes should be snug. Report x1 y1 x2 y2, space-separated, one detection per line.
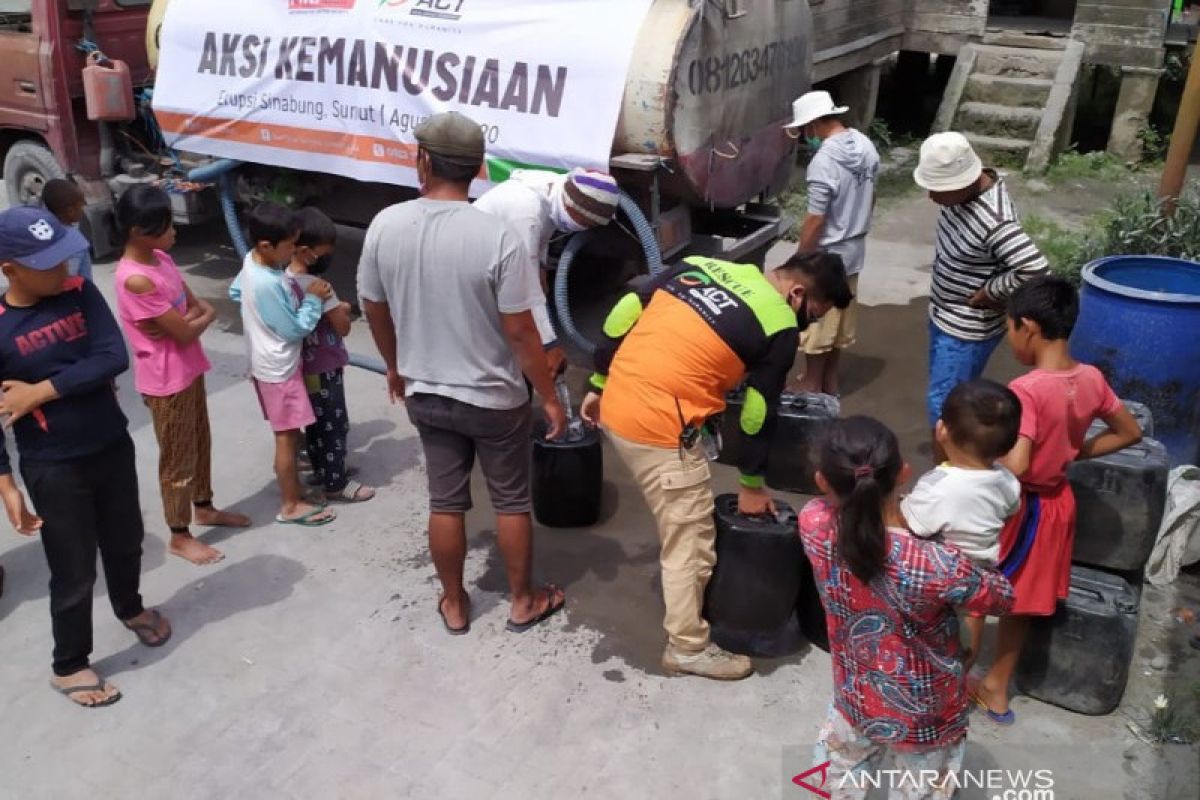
304 368 352 493
21 434 146 676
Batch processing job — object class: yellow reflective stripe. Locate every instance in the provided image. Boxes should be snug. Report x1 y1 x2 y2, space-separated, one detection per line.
602 292 643 339
741 387 768 436
739 474 765 489
589 373 608 391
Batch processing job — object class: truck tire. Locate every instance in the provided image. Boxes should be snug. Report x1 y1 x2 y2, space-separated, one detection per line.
4 141 66 207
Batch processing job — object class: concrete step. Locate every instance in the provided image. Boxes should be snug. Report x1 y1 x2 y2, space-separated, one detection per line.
981 31 1070 51
956 102 1043 141
964 133 1033 168
973 45 1061 80
963 74 1054 108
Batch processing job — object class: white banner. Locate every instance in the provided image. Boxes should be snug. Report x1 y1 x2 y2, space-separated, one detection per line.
153 0 652 187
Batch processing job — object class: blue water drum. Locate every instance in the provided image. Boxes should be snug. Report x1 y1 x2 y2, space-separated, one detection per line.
1070 257 1200 467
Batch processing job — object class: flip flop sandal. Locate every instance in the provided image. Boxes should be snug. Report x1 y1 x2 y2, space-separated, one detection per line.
437 593 470 635
325 480 375 504
275 507 337 527
123 609 172 648
506 584 565 633
969 687 1016 726
51 679 122 708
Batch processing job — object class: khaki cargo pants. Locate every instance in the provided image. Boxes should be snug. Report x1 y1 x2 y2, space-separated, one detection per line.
608 430 716 652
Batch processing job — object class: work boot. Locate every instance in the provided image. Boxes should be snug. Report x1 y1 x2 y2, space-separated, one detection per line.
662 642 753 680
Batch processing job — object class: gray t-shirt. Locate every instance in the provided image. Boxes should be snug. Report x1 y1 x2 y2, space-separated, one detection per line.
357 198 542 410
806 128 880 275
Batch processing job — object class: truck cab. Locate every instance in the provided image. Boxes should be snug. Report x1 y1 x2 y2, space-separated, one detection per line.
0 0 153 254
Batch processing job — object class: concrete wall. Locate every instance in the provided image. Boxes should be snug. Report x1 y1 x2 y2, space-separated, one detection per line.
812 0 906 81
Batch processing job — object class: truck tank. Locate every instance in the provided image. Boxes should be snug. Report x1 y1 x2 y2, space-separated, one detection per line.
147 0 812 208
615 0 813 208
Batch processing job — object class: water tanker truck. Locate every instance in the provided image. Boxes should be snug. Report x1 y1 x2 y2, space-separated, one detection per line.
0 0 813 339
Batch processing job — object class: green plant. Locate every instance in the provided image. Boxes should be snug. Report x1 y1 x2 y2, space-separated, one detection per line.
1024 190 1200 284
1092 190 1200 262
1148 694 1197 745
1138 125 1171 163
1021 213 1102 284
1045 150 1129 182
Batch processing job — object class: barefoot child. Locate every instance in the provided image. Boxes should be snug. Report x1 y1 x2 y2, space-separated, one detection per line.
113 184 251 565
230 202 336 526
287 208 374 503
0 206 170 707
970 276 1142 726
799 416 1013 798
40 179 92 281
901 378 1021 668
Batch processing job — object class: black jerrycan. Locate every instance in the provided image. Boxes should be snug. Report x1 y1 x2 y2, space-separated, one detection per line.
765 392 840 495
1069 434 1168 573
531 377 603 528
1015 565 1140 715
717 388 745 467
704 495 803 635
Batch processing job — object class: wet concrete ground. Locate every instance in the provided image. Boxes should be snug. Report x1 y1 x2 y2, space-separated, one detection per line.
1 172 1198 799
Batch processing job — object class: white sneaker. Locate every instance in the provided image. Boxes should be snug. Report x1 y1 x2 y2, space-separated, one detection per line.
662 643 754 680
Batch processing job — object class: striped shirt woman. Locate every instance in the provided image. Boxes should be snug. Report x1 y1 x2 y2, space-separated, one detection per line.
930 170 1048 342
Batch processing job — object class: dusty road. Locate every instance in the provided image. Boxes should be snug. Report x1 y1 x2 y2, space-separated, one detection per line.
0 173 1197 799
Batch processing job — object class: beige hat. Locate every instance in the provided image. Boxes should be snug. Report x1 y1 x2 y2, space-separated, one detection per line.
913 132 984 192
783 90 849 129
414 111 485 165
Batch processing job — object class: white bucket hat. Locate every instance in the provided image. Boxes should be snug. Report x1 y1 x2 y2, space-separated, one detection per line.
913 132 984 192
783 90 849 130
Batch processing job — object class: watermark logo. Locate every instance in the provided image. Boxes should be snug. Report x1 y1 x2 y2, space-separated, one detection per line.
784 752 1055 799
792 762 831 798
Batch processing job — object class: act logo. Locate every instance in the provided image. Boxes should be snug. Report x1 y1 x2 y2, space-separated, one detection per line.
288 0 356 11
379 0 466 20
793 761 831 799
677 270 712 287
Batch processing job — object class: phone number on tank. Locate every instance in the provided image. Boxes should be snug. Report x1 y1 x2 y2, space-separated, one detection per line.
685 36 807 96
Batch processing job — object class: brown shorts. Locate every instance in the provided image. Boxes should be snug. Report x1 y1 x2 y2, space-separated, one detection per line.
406 393 533 514
801 273 860 355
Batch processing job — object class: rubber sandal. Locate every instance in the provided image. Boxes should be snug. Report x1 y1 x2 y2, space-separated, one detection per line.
506 584 565 633
122 609 172 648
51 679 122 708
437 593 470 635
969 687 1015 726
325 480 375 504
275 507 337 527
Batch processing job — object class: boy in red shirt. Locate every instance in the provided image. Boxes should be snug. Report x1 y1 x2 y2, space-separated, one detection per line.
971 276 1143 724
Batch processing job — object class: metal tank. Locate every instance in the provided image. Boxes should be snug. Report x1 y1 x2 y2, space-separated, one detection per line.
614 0 813 209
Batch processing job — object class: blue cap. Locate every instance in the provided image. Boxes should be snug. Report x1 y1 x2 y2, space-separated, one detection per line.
0 206 88 271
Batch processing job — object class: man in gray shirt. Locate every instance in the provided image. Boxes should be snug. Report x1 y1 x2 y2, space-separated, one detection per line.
785 91 879 396
358 112 568 636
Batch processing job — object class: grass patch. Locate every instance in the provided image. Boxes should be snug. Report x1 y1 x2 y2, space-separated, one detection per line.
1044 150 1135 183
1024 189 1200 284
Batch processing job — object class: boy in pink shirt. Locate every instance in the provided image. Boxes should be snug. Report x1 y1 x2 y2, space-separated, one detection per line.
114 185 250 565
970 276 1142 725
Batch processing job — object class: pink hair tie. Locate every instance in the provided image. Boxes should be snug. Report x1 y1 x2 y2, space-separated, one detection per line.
853 465 874 479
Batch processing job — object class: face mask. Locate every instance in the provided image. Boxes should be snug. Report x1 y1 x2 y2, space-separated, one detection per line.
806 136 823 152
311 254 333 274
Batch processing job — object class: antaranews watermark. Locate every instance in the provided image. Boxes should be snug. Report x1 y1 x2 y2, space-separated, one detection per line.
784 752 1055 799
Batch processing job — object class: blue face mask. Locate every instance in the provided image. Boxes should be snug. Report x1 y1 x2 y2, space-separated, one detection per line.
806 136 823 151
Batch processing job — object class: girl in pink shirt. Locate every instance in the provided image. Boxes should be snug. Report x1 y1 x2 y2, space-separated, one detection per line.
971 276 1142 725
114 185 250 565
